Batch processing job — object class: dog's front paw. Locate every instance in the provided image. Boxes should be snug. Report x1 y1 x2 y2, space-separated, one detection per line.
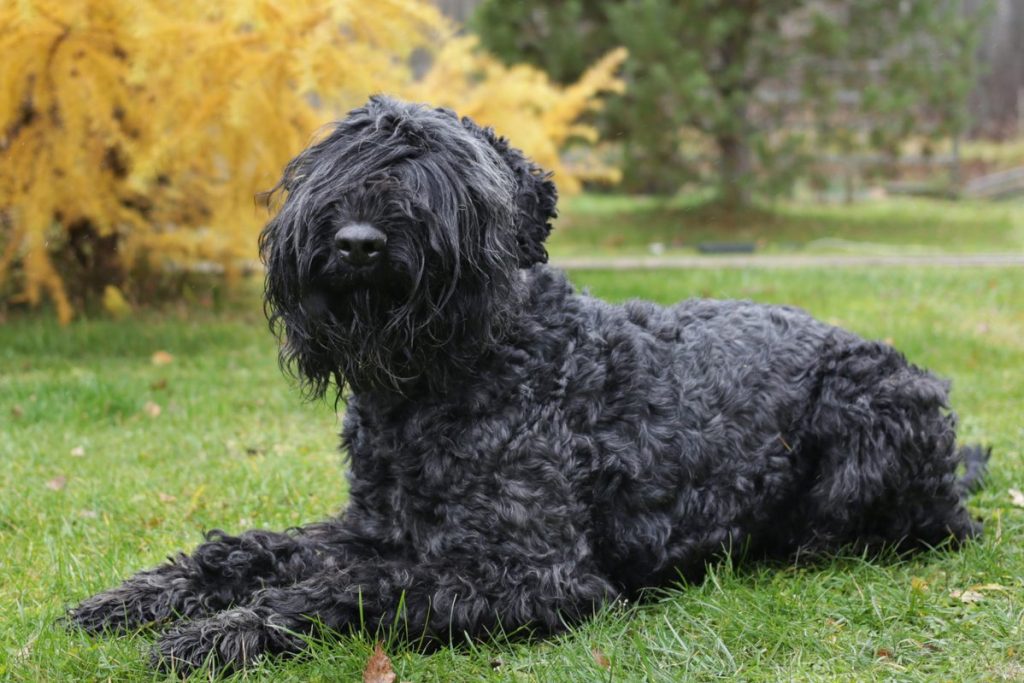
67 583 174 634
67 564 212 634
151 607 304 676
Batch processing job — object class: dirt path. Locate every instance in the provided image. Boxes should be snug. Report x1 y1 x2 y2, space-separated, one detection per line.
554 253 1024 270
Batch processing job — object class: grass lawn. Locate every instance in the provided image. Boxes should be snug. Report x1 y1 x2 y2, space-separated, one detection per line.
549 194 1024 258
2 267 1023 681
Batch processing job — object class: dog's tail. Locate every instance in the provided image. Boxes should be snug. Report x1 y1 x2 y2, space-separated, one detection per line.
957 444 992 496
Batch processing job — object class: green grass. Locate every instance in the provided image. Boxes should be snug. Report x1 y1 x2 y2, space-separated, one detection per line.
549 194 1024 258
2 268 1023 681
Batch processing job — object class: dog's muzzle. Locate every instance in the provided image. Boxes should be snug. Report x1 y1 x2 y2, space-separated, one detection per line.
334 224 387 267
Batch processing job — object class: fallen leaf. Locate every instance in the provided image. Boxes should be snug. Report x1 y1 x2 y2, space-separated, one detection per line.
70 446 85 458
971 583 1008 592
876 647 893 659
143 401 162 418
592 648 611 670
11 405 24 418
363 642 396 683
102 285 131 319
157 492 177 503
1009 488 1024 508
46 476 67 491
14 632 37 661
950 589 984 604
185 485 207 517
150 378 168 391
151 350 174 366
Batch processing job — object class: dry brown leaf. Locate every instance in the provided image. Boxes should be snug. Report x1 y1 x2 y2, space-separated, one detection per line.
157 492 177 503
69 445 85 458
143 401 162 418
151 350 174 366
14 633 37 661
971 583 1008 592
1009 488 1024 508
46 475 67 491
876 647 893 659
150 378 168 391
950 589 984 604
363 642 396 683
592 648 611 670
11 405 24 418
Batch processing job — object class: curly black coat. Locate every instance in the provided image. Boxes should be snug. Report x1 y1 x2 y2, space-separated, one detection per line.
69 97 988 674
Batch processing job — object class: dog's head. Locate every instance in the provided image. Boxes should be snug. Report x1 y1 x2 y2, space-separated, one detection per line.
260 96 558 397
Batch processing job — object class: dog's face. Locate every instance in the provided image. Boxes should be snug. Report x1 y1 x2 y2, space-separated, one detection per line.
260 97 558 397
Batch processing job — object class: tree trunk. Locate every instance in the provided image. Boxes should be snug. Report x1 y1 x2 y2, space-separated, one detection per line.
717 133 753 208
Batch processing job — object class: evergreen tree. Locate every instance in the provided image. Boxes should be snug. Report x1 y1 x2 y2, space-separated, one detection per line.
475 0 985 204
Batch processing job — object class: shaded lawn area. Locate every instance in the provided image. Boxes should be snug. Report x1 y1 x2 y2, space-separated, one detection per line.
1 267 1022 681
549 194 1024 258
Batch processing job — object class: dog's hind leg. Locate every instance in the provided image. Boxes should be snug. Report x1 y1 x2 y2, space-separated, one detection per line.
67 529 328 634
796 340 979 552
150 559 618 674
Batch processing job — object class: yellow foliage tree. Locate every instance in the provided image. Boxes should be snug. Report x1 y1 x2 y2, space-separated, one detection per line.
409 37 627 194
0 0 625 323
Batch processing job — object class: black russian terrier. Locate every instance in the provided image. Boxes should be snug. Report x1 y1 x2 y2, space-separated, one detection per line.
69 96 988 674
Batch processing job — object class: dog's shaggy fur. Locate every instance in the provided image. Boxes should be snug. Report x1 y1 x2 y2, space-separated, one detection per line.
69 97 989 674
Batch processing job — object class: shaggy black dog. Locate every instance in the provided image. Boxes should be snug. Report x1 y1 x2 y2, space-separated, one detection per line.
69 96 989 674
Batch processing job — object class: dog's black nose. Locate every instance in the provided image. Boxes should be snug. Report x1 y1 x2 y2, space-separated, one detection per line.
334 224 387 266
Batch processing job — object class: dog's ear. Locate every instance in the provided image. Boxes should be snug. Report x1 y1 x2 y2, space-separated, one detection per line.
460 118 557 267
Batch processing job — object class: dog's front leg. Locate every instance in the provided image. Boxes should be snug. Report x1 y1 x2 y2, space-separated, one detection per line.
67 529 327 634
150 558 617 674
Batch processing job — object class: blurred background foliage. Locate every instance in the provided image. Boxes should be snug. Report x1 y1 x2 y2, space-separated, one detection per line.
475 0 985 199
0 0 624 322
1 0 1021 323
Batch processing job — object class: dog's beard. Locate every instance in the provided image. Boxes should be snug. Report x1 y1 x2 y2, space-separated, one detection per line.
276 240 520 400
297 287 419 395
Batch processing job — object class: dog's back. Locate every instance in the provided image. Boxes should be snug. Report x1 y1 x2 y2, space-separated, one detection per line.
519 266 978 591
